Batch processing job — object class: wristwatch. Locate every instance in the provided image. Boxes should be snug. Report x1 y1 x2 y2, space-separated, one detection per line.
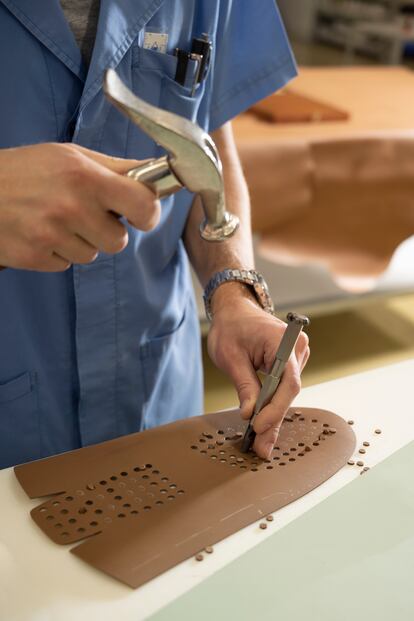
203 268 274 321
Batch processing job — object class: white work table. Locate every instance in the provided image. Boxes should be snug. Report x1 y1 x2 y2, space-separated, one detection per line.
1 359 414 621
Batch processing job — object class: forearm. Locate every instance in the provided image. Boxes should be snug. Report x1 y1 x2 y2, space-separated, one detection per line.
183 122 255 286
184 123 310 460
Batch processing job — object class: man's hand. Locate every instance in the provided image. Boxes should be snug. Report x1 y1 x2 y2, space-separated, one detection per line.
207 283 310 460
0 143 160 271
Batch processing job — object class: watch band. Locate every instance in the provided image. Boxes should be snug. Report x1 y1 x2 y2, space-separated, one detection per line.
203 269 274 321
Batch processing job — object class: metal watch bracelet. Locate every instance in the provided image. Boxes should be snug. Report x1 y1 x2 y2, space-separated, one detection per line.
203 269 274 321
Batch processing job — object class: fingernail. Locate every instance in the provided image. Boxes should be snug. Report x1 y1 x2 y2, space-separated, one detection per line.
240 398 254 409
240 400 254 418
264 442 274 458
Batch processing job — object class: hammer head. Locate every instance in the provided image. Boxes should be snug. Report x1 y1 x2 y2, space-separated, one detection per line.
103 69 239 241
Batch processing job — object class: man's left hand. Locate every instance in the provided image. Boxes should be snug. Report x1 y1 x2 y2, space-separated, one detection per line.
207 282 310 460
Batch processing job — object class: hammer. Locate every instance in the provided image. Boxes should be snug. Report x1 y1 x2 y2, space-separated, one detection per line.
103 69 239 242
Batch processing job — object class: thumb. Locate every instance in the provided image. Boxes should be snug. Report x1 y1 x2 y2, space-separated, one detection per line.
229 356 261 420
68 144 148 176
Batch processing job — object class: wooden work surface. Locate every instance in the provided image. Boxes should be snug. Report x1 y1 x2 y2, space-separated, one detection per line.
234 66 414 142
1 359 414 620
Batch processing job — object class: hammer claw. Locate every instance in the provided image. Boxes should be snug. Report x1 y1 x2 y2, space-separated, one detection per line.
103 69 239 241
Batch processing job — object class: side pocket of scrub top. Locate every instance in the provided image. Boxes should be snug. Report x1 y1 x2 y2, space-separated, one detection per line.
0 371 40 468
138 298 203 430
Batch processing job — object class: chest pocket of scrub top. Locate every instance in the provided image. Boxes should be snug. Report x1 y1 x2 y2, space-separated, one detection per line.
131 45 206 125
0 371 40 468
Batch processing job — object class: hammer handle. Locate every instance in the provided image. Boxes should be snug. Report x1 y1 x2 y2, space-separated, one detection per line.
126 155 182 198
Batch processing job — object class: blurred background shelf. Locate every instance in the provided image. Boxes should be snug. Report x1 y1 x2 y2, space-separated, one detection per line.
278 0 414 63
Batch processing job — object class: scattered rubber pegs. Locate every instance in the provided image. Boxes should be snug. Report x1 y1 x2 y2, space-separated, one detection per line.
362 466 370 472
259 523 267 530
329 428 337 434
86 483 95 490
266 515 274 522
195 553 204 562
347 460 355 466
205 546 214 554
347 420 354 425
363 441 370 447
356 461 364 467
359 448 366 454
375 429 382 435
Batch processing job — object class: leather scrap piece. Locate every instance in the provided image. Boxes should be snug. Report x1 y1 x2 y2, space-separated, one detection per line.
250 88 349 124
15 407 355 588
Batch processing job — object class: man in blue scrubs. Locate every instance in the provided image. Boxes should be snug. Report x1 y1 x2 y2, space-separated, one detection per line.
0 1 309 469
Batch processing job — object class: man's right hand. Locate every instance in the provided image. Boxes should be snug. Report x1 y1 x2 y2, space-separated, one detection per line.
0 142 161 271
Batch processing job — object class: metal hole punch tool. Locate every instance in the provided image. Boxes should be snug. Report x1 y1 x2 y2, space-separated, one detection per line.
241 312 310 454
103 69 240 242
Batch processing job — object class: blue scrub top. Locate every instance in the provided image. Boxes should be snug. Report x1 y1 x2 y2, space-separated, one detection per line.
0 0 296 468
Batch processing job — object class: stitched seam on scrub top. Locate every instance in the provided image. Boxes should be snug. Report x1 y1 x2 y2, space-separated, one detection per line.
95 118 120 438
113 254 120 437
1 1 83 76
211 54 294 113
39 44 59 140
93 93 113 155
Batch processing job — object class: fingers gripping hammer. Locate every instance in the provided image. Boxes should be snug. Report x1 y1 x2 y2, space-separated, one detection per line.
103 69 240 242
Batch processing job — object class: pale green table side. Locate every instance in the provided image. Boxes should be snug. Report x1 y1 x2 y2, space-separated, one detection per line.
150 441 414 621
